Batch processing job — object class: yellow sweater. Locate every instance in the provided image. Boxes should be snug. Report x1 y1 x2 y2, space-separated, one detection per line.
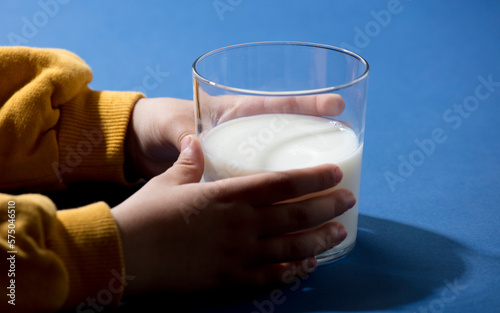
0 47 144 312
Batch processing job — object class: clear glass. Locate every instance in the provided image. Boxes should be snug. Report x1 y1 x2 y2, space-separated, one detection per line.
192 41 369 264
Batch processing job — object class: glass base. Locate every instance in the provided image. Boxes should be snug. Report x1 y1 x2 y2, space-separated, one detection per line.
315 241 356 265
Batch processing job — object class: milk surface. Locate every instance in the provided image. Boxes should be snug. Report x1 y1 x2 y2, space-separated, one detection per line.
201 113 363 261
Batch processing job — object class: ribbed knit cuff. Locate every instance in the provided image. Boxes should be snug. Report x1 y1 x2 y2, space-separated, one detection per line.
51 203 125 309
57 89 144 185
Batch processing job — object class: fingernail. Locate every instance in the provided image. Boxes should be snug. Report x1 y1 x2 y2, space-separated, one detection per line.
181 135 193 151
334 167 343 184
338 225 348 241
345 192 356 208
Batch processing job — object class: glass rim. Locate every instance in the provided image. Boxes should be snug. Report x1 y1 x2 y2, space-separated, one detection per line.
192 41 370 96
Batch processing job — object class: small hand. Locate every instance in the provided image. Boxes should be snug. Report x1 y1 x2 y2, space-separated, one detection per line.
126 94 345 180
125 97 194 179
112 135 355 295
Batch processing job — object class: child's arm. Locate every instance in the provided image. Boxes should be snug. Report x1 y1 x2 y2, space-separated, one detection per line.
0 47 144 190
0 194 123 312
0 47 143 312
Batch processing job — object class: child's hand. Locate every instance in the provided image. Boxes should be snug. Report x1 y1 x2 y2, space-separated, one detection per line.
112 135 355 295
125 94 345 180
124 97 195 179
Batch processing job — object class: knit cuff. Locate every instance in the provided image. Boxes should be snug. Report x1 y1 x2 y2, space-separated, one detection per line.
51 203 125 309
56 89 144 185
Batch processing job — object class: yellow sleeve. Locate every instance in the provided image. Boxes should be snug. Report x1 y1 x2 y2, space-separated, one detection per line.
0 194 124 312
0 47 144 311
0 46 144 190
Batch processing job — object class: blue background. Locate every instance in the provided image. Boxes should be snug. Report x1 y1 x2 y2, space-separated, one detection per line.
1 1 499 312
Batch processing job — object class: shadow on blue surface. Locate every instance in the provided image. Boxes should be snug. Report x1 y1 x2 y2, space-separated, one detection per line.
113 214 466 313
278 215 467 312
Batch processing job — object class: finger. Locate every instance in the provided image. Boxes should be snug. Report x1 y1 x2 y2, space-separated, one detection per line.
256 189 356 237
264 94 345 116
160 135 204 185
255 221 347 264
219 93 345 122
218 164 343 207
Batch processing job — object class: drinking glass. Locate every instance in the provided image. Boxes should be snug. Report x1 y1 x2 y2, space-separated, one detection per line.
192 41 369 264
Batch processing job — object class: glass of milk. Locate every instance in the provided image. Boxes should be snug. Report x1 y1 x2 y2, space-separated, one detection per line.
192 41 369 264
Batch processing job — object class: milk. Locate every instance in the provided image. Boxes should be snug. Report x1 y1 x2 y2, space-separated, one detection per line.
201 113 363 263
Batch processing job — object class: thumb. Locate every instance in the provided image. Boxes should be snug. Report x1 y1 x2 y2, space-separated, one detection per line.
161 135 204 185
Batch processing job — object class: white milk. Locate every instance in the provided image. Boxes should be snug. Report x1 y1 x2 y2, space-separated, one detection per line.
201 113 363 262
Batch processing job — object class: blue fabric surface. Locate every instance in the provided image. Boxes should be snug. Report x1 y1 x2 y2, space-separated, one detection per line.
1 1 499 312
